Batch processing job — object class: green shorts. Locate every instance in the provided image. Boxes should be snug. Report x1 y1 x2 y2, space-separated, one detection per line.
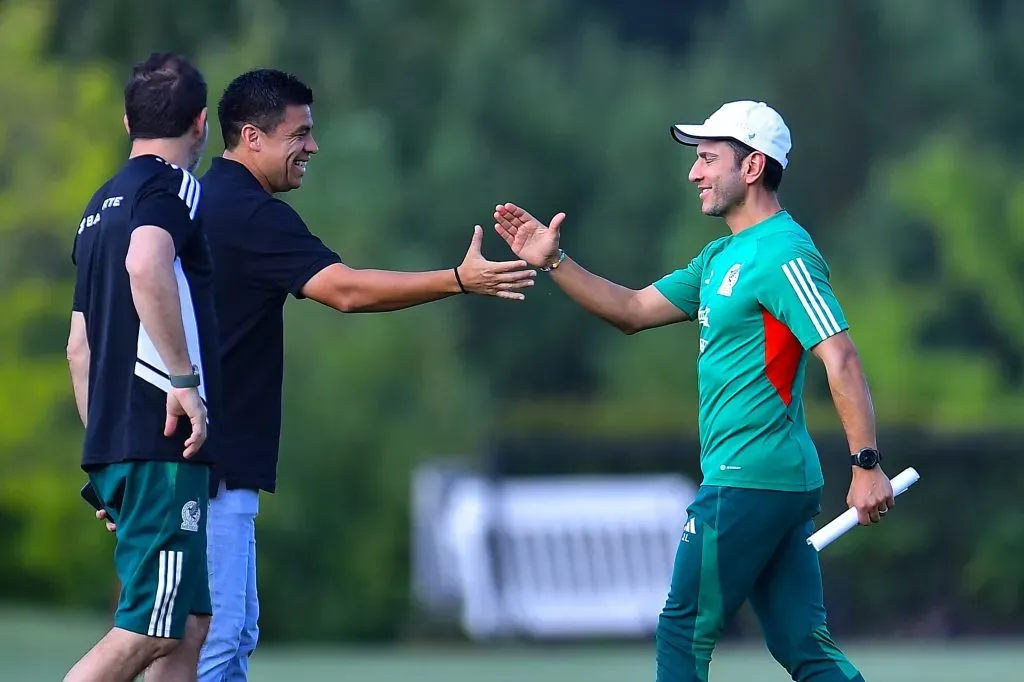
88 461 212 640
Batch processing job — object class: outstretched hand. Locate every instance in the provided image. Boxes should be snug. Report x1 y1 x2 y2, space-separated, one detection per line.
456 225 537 300
493 203 566 269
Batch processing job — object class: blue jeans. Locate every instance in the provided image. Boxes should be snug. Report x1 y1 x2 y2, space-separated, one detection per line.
198 482 260 682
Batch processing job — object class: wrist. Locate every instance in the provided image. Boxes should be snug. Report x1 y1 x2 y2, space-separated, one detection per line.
540 249 567 272
452 266 468 295
850 446 881 471
168 364 201 389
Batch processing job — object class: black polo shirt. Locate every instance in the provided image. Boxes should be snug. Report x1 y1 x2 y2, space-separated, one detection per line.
200 156 341 494
71 154 220 469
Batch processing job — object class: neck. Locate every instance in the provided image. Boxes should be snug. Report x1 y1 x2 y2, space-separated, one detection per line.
724 189 783 234
222 149 273 193
129 139 193 171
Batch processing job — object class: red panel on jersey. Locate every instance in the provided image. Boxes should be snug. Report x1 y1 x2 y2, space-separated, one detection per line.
761 307 802 406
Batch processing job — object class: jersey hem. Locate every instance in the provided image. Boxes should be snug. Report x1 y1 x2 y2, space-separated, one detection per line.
698 474 824 493
82 454 215 469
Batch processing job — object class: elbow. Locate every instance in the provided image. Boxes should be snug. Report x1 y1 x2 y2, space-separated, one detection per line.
125 249 158 283
67 342 89 374
66 329 87 366
305 266 376 313
616 299 645 335
327 288 368 313
335 300 362 314
125 243 173 284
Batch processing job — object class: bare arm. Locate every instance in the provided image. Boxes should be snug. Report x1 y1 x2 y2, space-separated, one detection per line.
124 226 194 375
67 312 90 427
813 331 876 452
301 262 463 313
301 226 535 312
815 331 894 524
549 256 689 334
492 205 690 334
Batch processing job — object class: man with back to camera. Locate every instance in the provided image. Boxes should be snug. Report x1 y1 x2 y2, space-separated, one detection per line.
65 52 221 682
492 101 894 681
188 68 533 681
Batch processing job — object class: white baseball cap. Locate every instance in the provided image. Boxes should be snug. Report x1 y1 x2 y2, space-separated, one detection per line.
670 100 792 169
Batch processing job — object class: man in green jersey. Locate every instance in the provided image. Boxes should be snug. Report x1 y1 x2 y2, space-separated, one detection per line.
493 100 894 681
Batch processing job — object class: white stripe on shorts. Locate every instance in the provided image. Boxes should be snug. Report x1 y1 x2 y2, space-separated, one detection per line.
147 550 183 637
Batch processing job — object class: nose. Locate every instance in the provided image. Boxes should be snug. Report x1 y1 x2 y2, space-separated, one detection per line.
688 159 702 184
306 134 319 155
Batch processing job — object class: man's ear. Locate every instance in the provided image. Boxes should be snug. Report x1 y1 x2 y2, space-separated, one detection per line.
195 107 208 137
241 123 262 152
744 152 767 186
123 114 130 136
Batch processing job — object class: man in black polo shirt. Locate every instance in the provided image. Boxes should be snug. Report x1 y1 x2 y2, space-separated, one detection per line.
65 53 221 682
192 69 535 680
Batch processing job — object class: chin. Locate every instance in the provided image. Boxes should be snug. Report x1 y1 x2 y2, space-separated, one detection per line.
700 202 720 217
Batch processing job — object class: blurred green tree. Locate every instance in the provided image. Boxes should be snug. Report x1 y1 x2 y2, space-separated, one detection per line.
0 0 126 608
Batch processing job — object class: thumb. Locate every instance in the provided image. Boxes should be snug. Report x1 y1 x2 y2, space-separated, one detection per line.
549 212 566 236
466 225 483 257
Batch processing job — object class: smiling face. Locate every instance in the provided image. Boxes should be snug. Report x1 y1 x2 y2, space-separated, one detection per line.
688 139 752 217
253 104 318 192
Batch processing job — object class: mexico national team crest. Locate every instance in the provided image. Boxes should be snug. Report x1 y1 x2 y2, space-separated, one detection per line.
180 500 201 532
717 263 742 297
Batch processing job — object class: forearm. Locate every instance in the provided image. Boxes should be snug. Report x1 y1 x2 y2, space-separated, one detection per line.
824 350 877 453
334 268 462 312
128 260 194 374
549 257 643 332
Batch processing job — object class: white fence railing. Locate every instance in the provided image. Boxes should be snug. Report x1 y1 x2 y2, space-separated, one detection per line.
412 466 698 640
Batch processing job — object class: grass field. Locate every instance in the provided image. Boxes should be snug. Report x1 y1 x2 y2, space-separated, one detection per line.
4 607 1022 681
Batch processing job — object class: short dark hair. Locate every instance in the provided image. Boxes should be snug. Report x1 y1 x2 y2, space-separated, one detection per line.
725 139 784 192
218 69 315 149
124 52 207 141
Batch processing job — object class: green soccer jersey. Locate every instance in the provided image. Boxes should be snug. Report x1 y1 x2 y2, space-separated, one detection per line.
653 210 848 492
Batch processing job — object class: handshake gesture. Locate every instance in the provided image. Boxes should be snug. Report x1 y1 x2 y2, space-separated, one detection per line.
458 203 567 301
492 202 567 270
456 225 537 300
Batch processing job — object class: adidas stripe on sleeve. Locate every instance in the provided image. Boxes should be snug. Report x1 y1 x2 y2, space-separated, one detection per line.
759 247 849 350
130 167 201 253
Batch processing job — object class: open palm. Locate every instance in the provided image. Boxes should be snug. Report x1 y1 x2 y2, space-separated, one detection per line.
493 203 565 268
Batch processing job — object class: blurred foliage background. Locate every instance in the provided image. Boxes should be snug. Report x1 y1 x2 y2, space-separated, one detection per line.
0 0 1022 644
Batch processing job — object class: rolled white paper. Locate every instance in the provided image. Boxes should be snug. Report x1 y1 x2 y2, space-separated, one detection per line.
807 467 920 551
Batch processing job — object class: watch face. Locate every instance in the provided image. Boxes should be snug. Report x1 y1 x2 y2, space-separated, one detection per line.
858 449 878 467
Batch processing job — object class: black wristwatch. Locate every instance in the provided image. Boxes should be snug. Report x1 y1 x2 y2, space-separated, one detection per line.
169 365 201 389
850 447 881 469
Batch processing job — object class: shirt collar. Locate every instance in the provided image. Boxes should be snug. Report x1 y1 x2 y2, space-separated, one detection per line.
732 209 790 239
208 156 268 193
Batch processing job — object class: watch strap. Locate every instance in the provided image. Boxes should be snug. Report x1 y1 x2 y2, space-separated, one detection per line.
169 366 201 389
540 249 566 272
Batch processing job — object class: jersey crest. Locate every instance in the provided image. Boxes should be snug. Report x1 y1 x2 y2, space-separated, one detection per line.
717 263 742 297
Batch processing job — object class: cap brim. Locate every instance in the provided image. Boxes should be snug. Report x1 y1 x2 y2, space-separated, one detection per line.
670 124 720 146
